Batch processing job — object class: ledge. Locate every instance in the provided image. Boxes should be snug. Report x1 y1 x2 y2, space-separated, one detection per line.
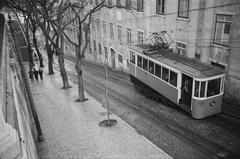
176 17 190 22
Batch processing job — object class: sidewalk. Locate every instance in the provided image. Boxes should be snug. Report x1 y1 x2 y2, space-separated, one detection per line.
29 65 172 159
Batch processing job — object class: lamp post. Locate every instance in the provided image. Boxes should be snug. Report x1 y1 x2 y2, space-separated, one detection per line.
99 60 117 127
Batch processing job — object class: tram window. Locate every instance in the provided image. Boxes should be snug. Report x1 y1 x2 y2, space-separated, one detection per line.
200 81 206 98
207 78 221 97
155 64 161 78
194 81 200 97
162 67 169 82
143 58 148 71
129 51 135 64
170 71 177 87
221 77 225 93
149 61 154 74
137 56 142 68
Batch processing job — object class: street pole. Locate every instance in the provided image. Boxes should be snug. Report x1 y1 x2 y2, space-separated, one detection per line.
99 61 117 127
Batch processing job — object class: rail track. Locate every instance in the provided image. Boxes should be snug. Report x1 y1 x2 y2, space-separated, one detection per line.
48 56 239 159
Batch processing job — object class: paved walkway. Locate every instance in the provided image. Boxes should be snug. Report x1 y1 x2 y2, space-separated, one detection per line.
29 66 172 159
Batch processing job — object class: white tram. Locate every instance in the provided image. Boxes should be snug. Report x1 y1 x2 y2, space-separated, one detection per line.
128 45 225 119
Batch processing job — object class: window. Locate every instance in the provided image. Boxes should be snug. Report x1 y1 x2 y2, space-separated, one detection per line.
97 19 100 31
108 0 112 6
116 0 121 8
125 0 131 10
155 64 161 78
214 15 232 46
176 42 187 56
221 77 225 93
200 81 206 98
92 20 95 31
143 58 148 71
117 25 122 42
118 54 123 63
110 23 114 39
207 78 221 97
127 28 132 44
148 60 154 74
170 71 177 87
93 40 96 51
104 46 108 59
194 81 200 97
130 51 135 64
156 0 165 14
137 56 142 68
103 21 106 35
178 0 189 18
98 43 102 55
137 0 143 12
95 0 99 5
162 67 169 82
137 31 144 45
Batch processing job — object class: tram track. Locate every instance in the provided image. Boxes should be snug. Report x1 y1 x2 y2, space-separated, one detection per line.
46 54 240 158
50 59 239 159
81 73 239 159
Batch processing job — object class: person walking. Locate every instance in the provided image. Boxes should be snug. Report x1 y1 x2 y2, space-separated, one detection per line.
33 67 39 81
29 68 34 81
39 67 43 80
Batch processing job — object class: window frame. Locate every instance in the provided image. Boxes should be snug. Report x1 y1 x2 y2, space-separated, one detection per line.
125 0 131 10
154 63 162 79
103 21 106 35
129 51 135 64
137 55 143 68
142 58 148 71
137 31 144 45
127 27 132 44
93 40 96 51
162 67 169 82
156 0 165 15
104 46 108 59
117 25 122 42
137 0 144 12
110 23 114 39
176 41 187 55
118 54 123 63
108 0 112 7
213 14 232 47
98 43 102 55
178 0 190 19
170 70 178 87
148 60 155 74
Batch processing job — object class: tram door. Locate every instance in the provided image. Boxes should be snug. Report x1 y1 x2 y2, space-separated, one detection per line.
110 48 116 69
180 74 193 108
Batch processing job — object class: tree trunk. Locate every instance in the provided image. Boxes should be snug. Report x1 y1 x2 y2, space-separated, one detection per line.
75 59 85 102
58 34 71 89
45 38 54 74
32 26 44 67
75 45 86 102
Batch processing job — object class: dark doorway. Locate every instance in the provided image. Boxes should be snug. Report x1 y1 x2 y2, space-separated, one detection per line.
180 74 193 108
110 48 115 69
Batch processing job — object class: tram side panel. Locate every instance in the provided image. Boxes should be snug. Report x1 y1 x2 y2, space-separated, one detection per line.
135 66 179 104
191 95 223 119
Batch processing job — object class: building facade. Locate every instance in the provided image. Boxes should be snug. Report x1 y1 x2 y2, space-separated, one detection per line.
65 0 240 104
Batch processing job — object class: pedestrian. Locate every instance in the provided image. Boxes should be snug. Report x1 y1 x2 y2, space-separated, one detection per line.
33 67 38 81
39 67 43 80
28 68 34 81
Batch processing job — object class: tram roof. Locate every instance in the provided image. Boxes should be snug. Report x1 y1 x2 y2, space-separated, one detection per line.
129 45 225 78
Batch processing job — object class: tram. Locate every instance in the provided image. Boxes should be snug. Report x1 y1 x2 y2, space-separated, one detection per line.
128 45 225 119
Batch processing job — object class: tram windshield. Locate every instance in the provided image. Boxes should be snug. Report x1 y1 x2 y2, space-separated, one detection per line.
194 77 224 98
